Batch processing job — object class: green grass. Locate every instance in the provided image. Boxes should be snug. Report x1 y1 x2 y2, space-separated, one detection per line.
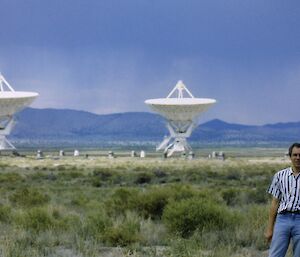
0 153 291 256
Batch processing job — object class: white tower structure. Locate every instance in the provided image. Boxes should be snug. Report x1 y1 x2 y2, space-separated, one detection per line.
145 80 216 157
0 74 39 150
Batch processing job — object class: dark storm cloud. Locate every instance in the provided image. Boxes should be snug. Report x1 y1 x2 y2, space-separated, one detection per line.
0 0 299 124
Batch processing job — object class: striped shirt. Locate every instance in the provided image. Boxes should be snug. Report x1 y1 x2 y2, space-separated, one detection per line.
268 167 300 213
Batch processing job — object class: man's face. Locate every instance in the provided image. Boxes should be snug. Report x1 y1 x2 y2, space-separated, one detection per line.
291 147 300 171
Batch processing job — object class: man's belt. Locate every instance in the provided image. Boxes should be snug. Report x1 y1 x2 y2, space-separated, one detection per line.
280 210 300 214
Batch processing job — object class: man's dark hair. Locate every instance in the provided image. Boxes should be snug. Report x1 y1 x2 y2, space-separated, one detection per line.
289 143 300 157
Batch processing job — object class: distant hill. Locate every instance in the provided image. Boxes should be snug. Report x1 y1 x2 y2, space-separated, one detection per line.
12 108 167 146
10 108 300 147
193 119 300 145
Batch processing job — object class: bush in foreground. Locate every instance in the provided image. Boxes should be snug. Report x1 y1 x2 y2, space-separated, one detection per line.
104 215 141 246
163 197 236 238
15 207 54 232
0 204 12 223
9 187 50 207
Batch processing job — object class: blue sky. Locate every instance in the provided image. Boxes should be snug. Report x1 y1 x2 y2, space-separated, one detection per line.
0 0 299 125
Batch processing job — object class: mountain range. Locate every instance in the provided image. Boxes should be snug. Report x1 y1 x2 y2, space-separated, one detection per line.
9 108 300 147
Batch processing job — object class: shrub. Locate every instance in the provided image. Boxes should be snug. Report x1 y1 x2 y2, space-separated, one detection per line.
3 231 41 257
90 177 103 187
140 218 168 246
27 172 57 182
0 173 23 183
140 185 200 219
82 210 112 241
92 168 112 180
225 170 241 180
70 193 89 207
171 185 199 202
105 188 140 216
162 198 235 238
91 169 113 187
106 185 199 219
222 188 242 206
153 169 167 178
57 213 81 232
0 204 12 223
134 173 152 184
57 171 83 180
137 187 177 219
245 187 269 204
139 190 169 219
235 204 269 250
9 187 50 207
17 206 81 233
16 207 54 232
103 212 141 246
222 187 269 206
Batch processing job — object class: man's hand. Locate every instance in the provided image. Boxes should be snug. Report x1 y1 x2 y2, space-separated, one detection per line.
265 197 279 244
264 228 273 243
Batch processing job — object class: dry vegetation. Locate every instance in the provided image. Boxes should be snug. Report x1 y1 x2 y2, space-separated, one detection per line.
0 151 293 257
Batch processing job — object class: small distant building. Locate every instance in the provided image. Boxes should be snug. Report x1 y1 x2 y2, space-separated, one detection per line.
140 150 146 158
74 149 80 157
218 151 225 160
131 150 137 157
59 150 65 157
108 151 115 159
36 150 44 159
188 151 195 160
212 151 216 158
209 151 225 161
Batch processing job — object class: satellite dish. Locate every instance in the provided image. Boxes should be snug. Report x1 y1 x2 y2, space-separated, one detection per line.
0 74 39 150
145 80 216 157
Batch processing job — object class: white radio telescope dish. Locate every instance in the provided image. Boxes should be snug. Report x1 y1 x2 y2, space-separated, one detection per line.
0 74 39 150
145 80 216 157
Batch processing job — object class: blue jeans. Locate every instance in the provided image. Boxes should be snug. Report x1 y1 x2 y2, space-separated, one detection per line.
269 213 300 257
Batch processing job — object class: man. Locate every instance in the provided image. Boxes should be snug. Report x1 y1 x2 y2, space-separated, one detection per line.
265 142 300 257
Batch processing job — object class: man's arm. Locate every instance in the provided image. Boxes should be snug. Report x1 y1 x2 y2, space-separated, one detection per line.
265 197 280 243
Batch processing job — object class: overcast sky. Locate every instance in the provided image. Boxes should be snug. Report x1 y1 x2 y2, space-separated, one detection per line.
0 0 299 125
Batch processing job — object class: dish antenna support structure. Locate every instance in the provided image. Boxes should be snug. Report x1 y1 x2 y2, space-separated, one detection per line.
145 81 216 157
0 74 38 150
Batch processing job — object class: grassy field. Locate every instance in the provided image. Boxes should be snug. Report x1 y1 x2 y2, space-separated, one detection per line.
0 149 293 257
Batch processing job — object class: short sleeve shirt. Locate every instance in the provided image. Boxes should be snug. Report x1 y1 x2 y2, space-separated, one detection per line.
267 167 300 213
